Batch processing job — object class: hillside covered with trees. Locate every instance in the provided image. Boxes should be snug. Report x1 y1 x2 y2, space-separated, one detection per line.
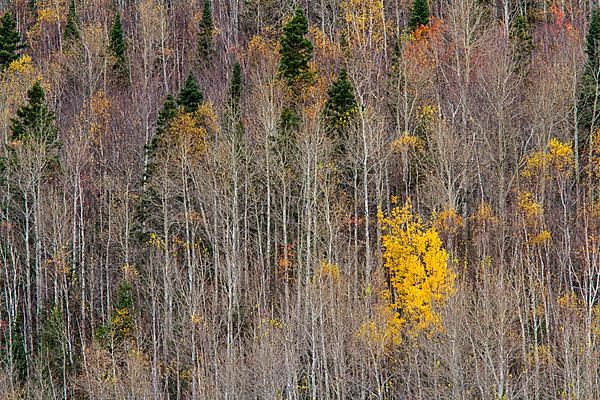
0 0 598 398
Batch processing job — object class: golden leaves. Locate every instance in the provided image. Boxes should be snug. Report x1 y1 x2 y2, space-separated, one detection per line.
391 133 423 153
522 138 574 179
517 191 543 223
341 0 387 50
377 199 455 338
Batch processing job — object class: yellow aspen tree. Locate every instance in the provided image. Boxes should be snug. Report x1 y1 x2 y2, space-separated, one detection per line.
378 198 455 334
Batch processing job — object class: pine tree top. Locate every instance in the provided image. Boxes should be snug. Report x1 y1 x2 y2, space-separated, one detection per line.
11 81 58 144
408 0 429 32
586 6 600 72
157 95 177 134
0 12 25 69
197 0 214 62
278 8 314 84
109 12 129 79
324 69 358 130
64 0 81 43
178 73 204 113
201 0 214 33
229 61 242 108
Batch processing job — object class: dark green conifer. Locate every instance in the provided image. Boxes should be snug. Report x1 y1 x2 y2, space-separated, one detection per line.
510 15 534 66
95 280 135 348
63 0 81 44
109 12 129 80
39 305 68 385
278 8 313 85
324 69 358 160
177 73 204 113
0 12 25 69
229 61 242 110
578 7 600 143
11 81 58 145
197 0 214 63
408 0 429 32
324 69 358 132
586 7 600 73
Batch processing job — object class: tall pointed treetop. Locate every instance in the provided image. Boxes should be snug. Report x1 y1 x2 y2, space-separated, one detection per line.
177 73 204 113
278 8 313 84
408 0 429 32
0 12 25 69
324 69 358 130
197 0 214 63
109 12 129 80
586 6 600 72
11 81 58 144
228 61 242 110
64 0 81 43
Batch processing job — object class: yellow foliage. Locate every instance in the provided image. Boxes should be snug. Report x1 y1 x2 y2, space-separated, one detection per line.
341 0 387 50
522 138 574 179
164 103 219 158
316 260 341 282
530 230 552 245
146 233 164 251
517 191 543 223
433 208 464 236
357 302 403 350
557 292 583 309
6 55 35 76
590 129 600 181
190 313 202 326
472 202 499 225
378 199 455 335
392 133 423 153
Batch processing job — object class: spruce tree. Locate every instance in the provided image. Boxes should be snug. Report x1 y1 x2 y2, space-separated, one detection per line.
324 69 358 132
197 0 214 63
177 73 204 113
39 305 68 385
586 6 600 73
278 8 313 85
11 81 58 145
0 12 25 70
510 15 534 66
578 7 600 144
157 94 178 135
324 69 358 160
408 0 429 32
63 0 81 44
228 61 242 111
109 12 129 81
96 280 135 348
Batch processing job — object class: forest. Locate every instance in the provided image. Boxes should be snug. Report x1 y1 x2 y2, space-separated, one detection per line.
0 0 598 398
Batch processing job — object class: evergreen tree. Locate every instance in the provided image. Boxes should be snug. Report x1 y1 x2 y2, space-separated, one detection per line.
177 73 204 113
278 8 313 85
63 0 81 44
0 12 25 70
323 69 358 134
96 280 135 349
147 94 177 158
11 81 58 145
109 12 129 81
197 0 214 63
578 7 600 144
228 61 242 111
510 15 534 67
586 6 600 73
408 0 429 32
157 94 178 135
39 305 68 385
0 314 27 382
